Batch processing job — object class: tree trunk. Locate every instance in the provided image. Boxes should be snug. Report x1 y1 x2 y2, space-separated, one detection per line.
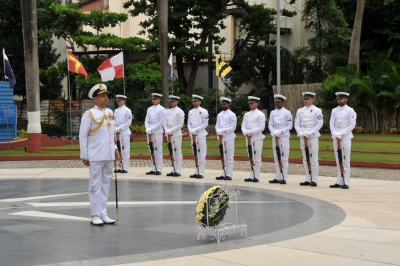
176 54 187 94
348 0 365 77
21 0 41 153
157 0 169 108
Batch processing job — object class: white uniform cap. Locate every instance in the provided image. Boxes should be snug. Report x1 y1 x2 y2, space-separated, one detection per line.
192 94 203 102
335 92 350 98
169 95 180 102
88 84 108 99
219 97 232 103
274 94 286 102
151 93 163 99
302 91 316 98
248 96 260 103
116 94 127 101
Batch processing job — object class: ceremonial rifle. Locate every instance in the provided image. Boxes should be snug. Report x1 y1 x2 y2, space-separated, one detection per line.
304 136 312 182
275 136 284 180
147 133 157 172
246 135 256 179
167 133 175 173
218 135 227 178
337 138 346 186
192 134 200 175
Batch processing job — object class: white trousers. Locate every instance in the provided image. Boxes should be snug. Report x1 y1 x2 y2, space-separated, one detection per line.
191 135 207 175
88 160 113 218
219 138 235 177
333 138 352 185
119 134 130 171
168 134 183 174
272 136 289 181
300 137 319 182
246 138 263 180
148 133 163 172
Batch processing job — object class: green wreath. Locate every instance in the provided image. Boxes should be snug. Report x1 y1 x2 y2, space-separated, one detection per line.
196 186 229 227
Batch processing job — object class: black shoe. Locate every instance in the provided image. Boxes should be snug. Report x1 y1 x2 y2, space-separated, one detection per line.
114 169 121 173
244 178 253 182
300 181 311 186
252 178 259 182
215 176 225 180
154 171 161 175
120 170 128 174
190 174 198 178
224 176 232 181
310 182 317 187
269 179 279 184
146 171 155 175
329 183 341 188
196 175 204 179
166 172 174 176
341 184 349 189
279 180 286 184
173 173 181 177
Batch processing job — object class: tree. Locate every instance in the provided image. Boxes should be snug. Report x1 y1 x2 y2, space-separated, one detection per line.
348 0 365 75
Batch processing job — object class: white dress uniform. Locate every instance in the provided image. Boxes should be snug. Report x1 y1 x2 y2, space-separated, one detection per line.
295 92 324 184
188 95 209 177
330 93 357 187
114 103 132 172
164 100 185 174
241 97 266 181
145 99 166 173
268 97 293 182
215 98 237 179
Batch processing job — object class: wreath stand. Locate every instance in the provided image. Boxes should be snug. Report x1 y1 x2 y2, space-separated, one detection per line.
196 182 247 243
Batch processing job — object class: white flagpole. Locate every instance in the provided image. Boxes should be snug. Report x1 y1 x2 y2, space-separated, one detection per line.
122 51 126 95
3 49 10 150
67 50 73 144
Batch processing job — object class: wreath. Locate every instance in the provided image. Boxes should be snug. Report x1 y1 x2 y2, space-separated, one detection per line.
196 186 229 227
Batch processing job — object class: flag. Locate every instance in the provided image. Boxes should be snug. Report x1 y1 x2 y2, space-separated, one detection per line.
67 51 89 79
97 51 124 82
216 55 234 79
3 49 16 88
168 53 173 80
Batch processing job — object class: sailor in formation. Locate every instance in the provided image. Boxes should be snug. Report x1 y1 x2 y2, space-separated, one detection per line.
114 94 132 173
295 92 323 187
145 93 166 175
329 92 357 189
215 97 237 181
79 84 116 225
268 94 293 184
242 96 266 183
187 94 209 179
164 95 185 177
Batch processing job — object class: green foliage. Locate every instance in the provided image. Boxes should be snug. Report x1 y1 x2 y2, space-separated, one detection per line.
39 61 66 100
353 126 364 134
16 129 28 140
130 124 146 135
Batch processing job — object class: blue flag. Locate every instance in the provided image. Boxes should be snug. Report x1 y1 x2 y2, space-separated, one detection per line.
3 49 16 88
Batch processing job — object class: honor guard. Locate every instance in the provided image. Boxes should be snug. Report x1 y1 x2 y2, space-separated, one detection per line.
164 95 185 177
295 92 323 187
268 94 293 184
242 96 266 182
215 97 237 180
329 92 357 189
188 94 209 178
114 95 132 173
145 93 166 175
79 84 116 225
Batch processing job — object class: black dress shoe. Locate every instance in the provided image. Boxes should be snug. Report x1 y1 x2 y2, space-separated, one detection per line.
166 172 174 176
154 171 161 175
269 179 279 184
329 183 341 188
215 176 225 180
196 175 204 179
120 170 128 173
252 178 259 182
279 180 286 184
244 178 253 182
341 184 349 189
224 176 232 181
310 182 317 187
190 174 198 178
300 181 311 186
146 171 155 175
114 169 121 173
173 173 181 177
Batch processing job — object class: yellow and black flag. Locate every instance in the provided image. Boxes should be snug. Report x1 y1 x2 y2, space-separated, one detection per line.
216 55 234 79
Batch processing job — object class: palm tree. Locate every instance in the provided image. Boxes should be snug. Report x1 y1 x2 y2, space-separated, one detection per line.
348 0 365 76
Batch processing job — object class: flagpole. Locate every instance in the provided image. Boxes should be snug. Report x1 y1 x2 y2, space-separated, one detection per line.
3 50 10 150
67 50 73 144
122 52 126 95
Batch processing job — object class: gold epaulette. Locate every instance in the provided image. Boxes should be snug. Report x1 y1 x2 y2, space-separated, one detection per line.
88 109 111 135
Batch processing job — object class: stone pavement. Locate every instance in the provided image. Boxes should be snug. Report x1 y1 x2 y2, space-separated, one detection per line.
1 159 399 181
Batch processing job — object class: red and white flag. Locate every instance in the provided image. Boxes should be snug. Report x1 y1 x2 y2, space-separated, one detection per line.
97 51 124 82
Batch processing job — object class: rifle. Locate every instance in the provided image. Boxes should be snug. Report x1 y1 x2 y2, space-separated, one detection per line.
337 138 345 186
114 142 122 223
116 132 123 169
218 135 227 178
192 134 199 175
147 133 157 172
275 136 284 180
246 135 256 179
304 136 312 182
167 133 175 173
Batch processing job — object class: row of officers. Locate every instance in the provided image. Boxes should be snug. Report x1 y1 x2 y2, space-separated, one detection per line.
79 84 356 225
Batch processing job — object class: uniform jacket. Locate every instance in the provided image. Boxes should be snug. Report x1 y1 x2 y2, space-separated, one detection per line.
145 104 166 134
215 109 237 141
188 106 209 138
114 105 132 136
164 106 185 136
330 105 357 139
241 109 266 141
268 107 293 138
295 105 323 138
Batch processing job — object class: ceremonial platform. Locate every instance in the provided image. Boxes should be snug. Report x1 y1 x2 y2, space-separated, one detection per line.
0 161 399 266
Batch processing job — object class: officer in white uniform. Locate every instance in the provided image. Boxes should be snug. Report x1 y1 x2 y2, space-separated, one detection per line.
295 92 323 187
164 95 185 176
329 92 357 189
79 84 116 225
215 97 237 181
114 94 132 173
268 94 293 184
145 93 166 175
242 96 266 182
188 94 209 179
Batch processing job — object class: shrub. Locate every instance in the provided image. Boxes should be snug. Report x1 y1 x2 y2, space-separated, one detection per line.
130 124 146 135
353 126 364 134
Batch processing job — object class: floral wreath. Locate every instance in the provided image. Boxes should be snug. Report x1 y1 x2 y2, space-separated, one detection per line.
196 186 229 227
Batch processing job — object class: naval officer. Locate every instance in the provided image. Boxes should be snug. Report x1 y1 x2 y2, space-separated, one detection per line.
79 84 116 225
114 94 132 173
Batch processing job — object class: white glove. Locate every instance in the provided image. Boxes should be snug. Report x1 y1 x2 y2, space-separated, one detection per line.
336 134 342 139
246 130 252 136
297 132 303 137
146 128 152 134
275 130 282 137
270 132 275 137
115 126 121 132
165 129 172 135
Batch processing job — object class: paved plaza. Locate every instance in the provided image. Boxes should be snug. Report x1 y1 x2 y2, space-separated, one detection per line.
0 160 399 265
